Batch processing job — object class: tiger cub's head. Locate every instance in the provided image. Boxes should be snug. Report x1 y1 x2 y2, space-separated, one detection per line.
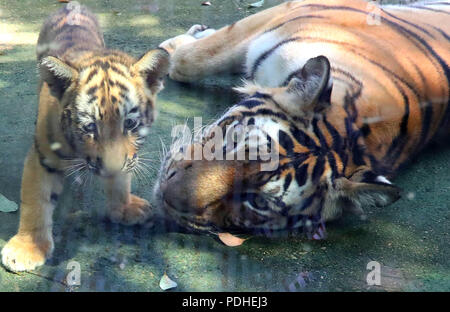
155 56 400 233
40 48 169 177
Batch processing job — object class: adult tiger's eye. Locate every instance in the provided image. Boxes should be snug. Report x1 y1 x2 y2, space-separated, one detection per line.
246 193 267 209
254 195 266 208
83 122 97 133
124 118 138 130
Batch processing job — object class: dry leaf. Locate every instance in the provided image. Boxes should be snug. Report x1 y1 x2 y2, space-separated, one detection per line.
0 194 18 213
218 232 247 247
159 273 177 291
249 0 264 8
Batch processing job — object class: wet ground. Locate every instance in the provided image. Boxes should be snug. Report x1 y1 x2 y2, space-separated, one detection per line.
0 0 449 291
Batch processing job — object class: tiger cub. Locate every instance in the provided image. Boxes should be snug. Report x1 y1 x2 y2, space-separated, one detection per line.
155 0 449 235
1 5 169 271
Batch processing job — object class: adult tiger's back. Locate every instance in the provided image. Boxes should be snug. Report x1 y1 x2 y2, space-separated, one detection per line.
164 0 450 175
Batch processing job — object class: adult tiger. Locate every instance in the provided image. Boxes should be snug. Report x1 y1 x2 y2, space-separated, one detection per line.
1 5 169 272
155 0 450 236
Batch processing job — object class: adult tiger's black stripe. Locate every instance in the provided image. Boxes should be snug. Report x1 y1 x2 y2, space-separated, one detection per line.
290 125 319 150
302 4 437 39
305 37 419 100
327 150 338 180
312 118 329 152
264 14 325 34
382 89 410 168
312 156 325 184
283 173 292 191
344 116 365 166
304 4 450 93
255 33 420 104
380 8 435 38
295 163 309 187
299 193 315 211
433 27 450 41
239 99 264 109
241 108 288 121
418 104 434 150
278 130 294 154
249 36 301 80
322 116 345 158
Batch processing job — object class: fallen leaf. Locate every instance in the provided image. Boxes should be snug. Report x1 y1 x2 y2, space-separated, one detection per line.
218 232 247 247
58 0 70 3
159 273 177 291
0 194 18 213
249 0 264 8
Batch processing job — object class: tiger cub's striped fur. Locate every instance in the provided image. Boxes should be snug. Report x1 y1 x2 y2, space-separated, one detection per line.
1 5 169 272
156 0 449 234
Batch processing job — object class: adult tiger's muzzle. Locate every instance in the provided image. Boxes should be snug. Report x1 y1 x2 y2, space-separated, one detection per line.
160 160 239 214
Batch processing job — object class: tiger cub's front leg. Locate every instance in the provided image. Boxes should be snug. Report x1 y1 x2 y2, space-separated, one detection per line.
104 174 152 225
1 148 63 272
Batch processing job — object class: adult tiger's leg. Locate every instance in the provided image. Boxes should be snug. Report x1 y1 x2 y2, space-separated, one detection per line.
160 1 296 82
104 173 152 225
1 147 63 272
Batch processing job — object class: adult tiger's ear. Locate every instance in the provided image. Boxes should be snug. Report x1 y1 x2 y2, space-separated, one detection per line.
276 55 333 120
40 56 79 101
322 172 401 221
133 48 170 93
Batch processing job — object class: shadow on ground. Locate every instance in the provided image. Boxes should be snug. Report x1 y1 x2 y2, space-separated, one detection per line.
0 0 449 291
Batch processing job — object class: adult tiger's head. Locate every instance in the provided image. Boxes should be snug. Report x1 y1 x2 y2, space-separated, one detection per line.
40 48 170 177
155 56 400 233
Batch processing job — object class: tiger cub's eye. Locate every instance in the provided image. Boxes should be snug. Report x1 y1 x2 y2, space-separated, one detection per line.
124 119 138 130
83 122 97 133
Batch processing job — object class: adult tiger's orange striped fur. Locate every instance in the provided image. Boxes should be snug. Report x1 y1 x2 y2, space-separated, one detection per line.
155 0 449 234
1 5 169 271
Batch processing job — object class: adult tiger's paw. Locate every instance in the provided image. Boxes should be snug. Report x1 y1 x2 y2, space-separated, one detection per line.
108 194 153 226
186 24 216 39
1 234 53 272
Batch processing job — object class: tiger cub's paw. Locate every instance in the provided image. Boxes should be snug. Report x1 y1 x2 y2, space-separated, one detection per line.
1 234 53 272
108 194 153 226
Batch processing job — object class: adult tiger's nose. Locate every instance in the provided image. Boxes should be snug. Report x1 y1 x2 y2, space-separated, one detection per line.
161 159 241 213
161 166 194 212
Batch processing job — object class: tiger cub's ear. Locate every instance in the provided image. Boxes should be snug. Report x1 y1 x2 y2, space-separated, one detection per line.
276 55 333 121
40 56 78 101
133 48 170 93
322 172 401 221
